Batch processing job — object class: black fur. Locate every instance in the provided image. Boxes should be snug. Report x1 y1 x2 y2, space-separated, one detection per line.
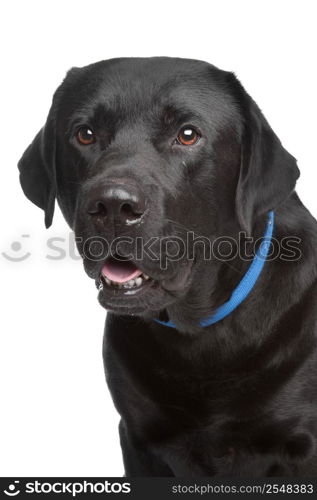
18 57 317 477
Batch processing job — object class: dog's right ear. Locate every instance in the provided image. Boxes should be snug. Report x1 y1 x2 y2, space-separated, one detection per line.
18 104 57 228
18 67 82 228
18 74 63 228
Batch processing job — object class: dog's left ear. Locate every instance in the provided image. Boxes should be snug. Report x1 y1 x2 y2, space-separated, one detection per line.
235 94 300 234
18 102 57 228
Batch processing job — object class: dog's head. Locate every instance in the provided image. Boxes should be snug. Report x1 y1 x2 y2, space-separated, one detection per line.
18 57 299 320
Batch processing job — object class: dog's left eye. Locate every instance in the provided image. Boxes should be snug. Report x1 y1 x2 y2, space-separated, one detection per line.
176 126 200 146
76 126 96 145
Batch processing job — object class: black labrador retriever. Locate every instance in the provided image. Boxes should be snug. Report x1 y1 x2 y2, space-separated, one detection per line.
18 57 317 477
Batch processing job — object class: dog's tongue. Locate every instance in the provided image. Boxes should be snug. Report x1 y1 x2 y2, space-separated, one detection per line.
102 258 143 283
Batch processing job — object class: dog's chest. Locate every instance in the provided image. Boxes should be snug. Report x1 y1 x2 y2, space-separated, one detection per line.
104 318 317 476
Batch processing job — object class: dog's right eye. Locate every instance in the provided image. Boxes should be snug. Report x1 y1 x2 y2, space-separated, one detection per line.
76 127 96 145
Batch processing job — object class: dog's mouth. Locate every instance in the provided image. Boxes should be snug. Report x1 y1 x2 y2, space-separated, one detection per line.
100 256 153 291
96 254 193 315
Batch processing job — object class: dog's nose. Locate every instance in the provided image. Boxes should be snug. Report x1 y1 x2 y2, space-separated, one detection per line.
87 185 146 223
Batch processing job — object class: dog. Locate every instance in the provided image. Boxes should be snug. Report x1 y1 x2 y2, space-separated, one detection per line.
18 57 317 477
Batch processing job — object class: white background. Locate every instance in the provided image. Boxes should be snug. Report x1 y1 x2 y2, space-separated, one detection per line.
0 0 316 477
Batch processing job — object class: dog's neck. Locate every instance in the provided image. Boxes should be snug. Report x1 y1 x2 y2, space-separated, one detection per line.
155 195 316 336
156 212 274 330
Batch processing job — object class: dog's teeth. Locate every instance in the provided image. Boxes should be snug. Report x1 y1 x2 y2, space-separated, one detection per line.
123 279 134 288
102 274 147 289
98 282 104 291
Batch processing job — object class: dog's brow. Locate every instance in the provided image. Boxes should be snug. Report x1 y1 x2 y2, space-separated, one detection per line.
159 104 200 129
66 104 121 136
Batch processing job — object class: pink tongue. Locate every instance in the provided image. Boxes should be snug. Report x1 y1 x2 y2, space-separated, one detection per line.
102 259 143 283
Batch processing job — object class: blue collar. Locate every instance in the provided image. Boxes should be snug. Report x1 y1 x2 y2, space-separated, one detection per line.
154 211 274 329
